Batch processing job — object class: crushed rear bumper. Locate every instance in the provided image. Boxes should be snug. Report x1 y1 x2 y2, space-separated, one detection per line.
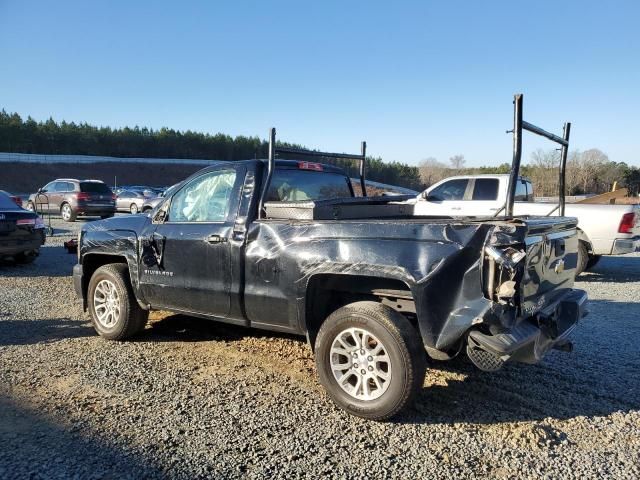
468 289 588 367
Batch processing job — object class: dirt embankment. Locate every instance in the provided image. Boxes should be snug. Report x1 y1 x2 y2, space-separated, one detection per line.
0 161 206 193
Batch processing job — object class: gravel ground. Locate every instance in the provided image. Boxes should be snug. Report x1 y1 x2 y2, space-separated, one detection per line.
1 216 639 479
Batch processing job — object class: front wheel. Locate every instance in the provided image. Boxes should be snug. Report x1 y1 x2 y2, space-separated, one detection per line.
130 203 139 214
88 263 148 340
315 301 426 421
60 203 76 222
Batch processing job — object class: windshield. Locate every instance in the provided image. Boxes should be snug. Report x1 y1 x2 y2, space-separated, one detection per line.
267 170 352 202
80 182 111 193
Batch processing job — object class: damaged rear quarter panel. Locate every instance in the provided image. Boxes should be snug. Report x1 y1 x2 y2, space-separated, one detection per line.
244 218 515 349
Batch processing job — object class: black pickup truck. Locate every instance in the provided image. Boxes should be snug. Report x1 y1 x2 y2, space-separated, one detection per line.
73 109 587 420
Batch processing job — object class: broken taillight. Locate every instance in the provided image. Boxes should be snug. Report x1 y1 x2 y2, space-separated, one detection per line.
298 161 323 171
618 212 636 234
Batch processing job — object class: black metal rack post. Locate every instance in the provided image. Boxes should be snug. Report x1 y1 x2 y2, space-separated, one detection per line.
505 94 571 217
258 128 368 217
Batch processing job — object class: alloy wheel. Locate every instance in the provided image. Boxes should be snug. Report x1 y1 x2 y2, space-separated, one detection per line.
329 327 392 401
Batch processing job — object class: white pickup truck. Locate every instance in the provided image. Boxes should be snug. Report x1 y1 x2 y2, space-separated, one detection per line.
413 174 640 274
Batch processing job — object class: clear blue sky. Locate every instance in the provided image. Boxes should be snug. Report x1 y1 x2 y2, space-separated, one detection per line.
1 0 638 166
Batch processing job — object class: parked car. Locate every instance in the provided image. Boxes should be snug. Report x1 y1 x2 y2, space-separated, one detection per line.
73 136 586 420
0 190 23 207
141 183 181 213
412 174 640 274
115 189 152 214
115 185 162 198
0 190 46 263
26 179 116 222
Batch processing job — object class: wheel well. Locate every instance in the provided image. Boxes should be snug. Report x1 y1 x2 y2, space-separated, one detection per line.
576 228 592 253
304 274 416 349
82 254 128 302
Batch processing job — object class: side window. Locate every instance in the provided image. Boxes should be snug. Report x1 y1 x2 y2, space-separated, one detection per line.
472 178 499 200
525 181 534 202
429 179 469 201
66 182 76 192
515 180 528 201
42 182 56 192
168 169 237 222
51 182 64 192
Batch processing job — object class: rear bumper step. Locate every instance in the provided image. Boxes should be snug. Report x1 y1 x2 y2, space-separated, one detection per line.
468 289 587 369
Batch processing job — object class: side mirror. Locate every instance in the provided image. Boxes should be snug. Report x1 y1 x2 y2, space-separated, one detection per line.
38 188 44 193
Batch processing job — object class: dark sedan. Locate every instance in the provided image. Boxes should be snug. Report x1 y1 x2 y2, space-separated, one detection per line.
0 190 46 263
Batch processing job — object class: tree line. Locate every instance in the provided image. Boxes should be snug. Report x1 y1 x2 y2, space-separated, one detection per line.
0 110 423 190
2 109 637 195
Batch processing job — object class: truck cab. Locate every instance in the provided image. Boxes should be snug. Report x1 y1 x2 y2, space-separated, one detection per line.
415 174 533 217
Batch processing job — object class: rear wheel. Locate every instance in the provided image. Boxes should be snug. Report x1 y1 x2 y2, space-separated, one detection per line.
88 263 148 340
60 203 76 222
576 241 589 276
130 203 139 214
315 301 426 420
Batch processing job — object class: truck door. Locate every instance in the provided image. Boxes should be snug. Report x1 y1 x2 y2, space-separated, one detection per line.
466 177 501 215
414 178 470 216
139 167 243 317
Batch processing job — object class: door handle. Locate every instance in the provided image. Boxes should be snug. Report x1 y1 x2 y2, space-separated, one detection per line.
207 234 228 244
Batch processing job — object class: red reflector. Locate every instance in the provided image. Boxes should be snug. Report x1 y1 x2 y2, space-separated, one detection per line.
298 161 323 171
16 218 36 226
618 212 636 234
77 192 90 201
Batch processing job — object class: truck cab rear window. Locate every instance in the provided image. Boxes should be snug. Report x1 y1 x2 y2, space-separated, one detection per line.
267 170 352 202
80 182 111 193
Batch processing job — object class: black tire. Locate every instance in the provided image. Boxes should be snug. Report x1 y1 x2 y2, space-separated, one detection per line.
14 250 38 264
88 263 148 340
315 301 426 421
586 254 601 271
60 203 77 222
576 241 589 276
130 203 139 214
